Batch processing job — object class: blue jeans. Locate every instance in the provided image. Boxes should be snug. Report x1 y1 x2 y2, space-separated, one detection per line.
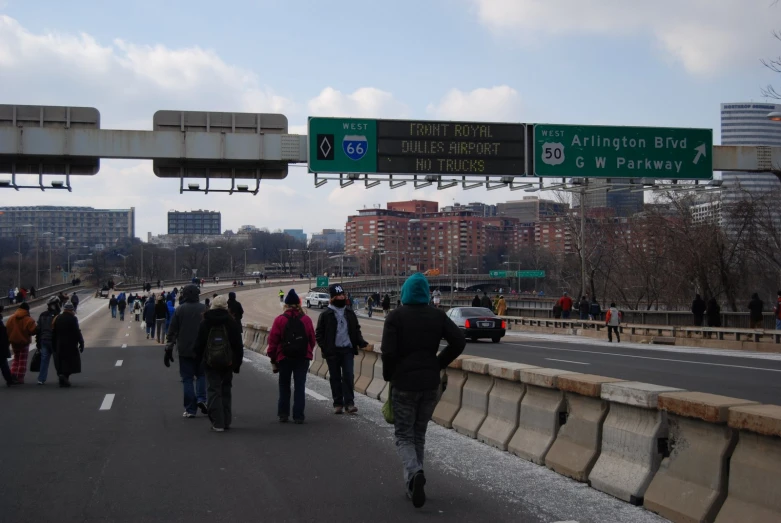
325 351 355 407
146 320 156 338
111 306 117 318
119 309 125 321
392 388 439 488
777 319 781 330
179 356 207 415
0 355 11 384
278 357 309 420
562 310 571 319
38 343 53 383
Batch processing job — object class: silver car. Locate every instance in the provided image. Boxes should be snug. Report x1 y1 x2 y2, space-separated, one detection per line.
305 292 331 309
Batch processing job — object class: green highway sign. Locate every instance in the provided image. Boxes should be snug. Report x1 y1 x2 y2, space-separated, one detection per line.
308 117 378 174
517 270 545 278
490 270 545 278
534 124 713 180
316 276 329 287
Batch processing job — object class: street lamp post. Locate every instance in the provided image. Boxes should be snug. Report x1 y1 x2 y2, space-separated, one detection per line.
42 232 52 286
207 246 221 278
13 250 21 289
243 248 256 277
118 254 132 278
173 245 189 280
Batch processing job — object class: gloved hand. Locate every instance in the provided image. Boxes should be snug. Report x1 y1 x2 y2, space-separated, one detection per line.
164 346 174 367
79 345 84 354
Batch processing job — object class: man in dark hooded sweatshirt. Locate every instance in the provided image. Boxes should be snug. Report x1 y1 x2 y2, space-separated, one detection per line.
165 284 209 418
748 293 764 329
227 291 244 332
193 295 243 432
381 273 465 508
316 284 368 414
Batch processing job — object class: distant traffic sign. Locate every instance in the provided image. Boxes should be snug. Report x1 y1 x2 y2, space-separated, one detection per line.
517 270 545 278
377 120 525 175
490 270 545 278
534 124 712 180
308 117 377 174
316 276 329 287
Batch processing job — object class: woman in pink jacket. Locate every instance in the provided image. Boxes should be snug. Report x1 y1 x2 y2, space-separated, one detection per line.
267 289 316 424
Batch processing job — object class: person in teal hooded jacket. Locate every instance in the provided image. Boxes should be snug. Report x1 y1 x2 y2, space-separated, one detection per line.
380 273 465 508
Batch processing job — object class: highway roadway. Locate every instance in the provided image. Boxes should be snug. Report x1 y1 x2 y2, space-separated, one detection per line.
241 285 781 405
0 286 665 523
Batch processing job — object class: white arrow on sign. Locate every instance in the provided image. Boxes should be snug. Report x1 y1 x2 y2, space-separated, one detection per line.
693 144 707 165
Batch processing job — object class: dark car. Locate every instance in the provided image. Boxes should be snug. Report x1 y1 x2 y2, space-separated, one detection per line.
446 307 506 343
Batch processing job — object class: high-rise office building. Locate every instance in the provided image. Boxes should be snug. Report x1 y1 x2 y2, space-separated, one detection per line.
168 210 221 235
0 206 135 249
573 179 644 217
283 229 307 243
311 229 345 249
720 103 781 221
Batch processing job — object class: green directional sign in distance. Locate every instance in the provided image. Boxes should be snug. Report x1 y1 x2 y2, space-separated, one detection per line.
517 270 545 278
308 117 378 174
316 276 329 287
534 124 713 180
489 270 508 278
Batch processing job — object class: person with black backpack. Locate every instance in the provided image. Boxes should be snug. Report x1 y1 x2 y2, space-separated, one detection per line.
267 289 316 423
193 295 244 432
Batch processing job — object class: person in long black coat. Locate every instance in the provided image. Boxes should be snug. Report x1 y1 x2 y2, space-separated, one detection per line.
0 305 13 385
706 297 722 328
52 302 85 387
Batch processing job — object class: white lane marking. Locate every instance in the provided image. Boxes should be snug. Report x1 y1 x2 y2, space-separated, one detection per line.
546 358 589 365
78 304 105 325
99 394 115 410
121 344 127 348
505 342 781 373
115 360 123 367
127 325 131 329
305 389 328 401
125 333 129 337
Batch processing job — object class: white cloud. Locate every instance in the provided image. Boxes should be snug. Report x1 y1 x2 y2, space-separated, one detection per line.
469 0 777 75
308 87 410 119
426 85 522 121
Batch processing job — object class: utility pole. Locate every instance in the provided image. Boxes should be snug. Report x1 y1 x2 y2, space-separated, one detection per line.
580 182 587 299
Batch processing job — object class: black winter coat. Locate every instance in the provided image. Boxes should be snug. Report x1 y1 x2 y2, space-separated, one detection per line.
154 300 168 320
480 295 492 310
0 319 10 359
315 307 367 357
52 311 84 375
748 298 764 322
36 310 57 345
193 309 244 372
471 296 481 307
381 304 465 391
109 297 118 308
706 299 721 327
227 299 244 330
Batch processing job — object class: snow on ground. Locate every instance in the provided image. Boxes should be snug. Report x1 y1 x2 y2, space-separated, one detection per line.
243 350 669 523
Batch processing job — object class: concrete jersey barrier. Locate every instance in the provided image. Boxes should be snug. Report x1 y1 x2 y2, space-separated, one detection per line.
588 381 684 505
477 362 538 451
452 358 499 438
507 368 580 465
644 391 758 523
545 374 624 482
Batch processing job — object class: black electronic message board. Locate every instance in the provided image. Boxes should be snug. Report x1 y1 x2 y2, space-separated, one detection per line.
376 120 525 175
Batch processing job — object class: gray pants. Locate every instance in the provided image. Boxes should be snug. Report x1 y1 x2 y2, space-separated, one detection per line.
206 368 233 429
392 388 438 488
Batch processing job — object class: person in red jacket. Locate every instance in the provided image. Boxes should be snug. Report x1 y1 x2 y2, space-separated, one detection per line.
557 292 573 319
267 289 316 424
5 302 37 384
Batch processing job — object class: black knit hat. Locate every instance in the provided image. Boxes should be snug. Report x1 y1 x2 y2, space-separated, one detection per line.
284 289 300 305
328 284 345 298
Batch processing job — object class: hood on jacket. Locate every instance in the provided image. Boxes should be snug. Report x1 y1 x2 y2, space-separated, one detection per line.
228 291 236 301
751 293 760 300
203 308 233 325
181 284 200 303
401 273 430 305
12 308 30 319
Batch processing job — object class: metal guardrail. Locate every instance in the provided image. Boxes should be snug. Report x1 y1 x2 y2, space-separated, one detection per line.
0 281 83 308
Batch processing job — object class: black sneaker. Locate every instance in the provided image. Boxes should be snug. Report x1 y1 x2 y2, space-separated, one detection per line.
198 401 208 415
293 419 304 425
410 471 426 508
279 416 289 423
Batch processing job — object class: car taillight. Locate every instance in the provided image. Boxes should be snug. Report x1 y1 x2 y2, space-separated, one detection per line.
464 319 471 328
501 320 507 329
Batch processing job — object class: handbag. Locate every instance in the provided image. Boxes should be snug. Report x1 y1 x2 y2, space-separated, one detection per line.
382 383 394 424
29 348 41 372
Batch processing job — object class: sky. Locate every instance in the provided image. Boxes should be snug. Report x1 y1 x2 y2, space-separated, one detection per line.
0 0 779 240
